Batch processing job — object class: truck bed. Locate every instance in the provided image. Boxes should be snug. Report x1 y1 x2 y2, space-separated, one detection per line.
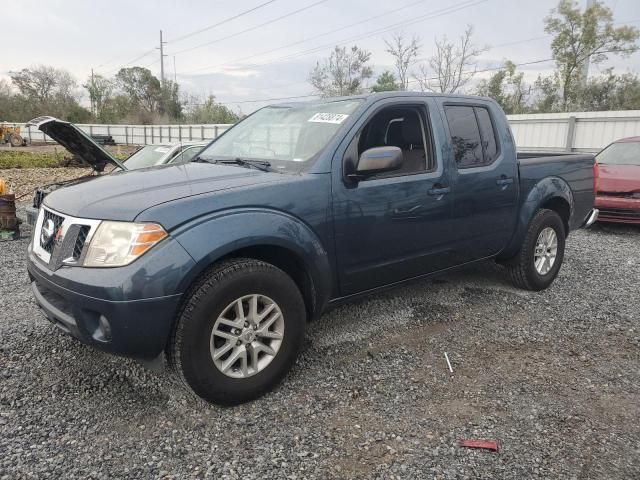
517 151 595 232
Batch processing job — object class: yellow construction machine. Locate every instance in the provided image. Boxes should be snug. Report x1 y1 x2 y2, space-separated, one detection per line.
0 123 26 147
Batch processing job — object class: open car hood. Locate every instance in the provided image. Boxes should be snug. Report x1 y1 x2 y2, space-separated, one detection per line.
25 116 127 172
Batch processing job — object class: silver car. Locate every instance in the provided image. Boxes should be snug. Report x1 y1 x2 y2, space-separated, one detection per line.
123 142 208 169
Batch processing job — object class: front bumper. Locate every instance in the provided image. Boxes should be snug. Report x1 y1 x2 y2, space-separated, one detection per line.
27 236 195 360
595 195 640 224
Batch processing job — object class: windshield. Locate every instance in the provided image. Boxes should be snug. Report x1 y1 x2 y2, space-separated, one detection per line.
124 145 172 169
197 99 363 170
596 142 640 166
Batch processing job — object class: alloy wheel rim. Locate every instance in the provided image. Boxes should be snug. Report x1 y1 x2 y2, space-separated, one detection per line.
534 227 558 275
210 294 284 379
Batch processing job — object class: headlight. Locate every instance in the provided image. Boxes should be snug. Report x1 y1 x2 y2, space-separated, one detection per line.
84 221 167 267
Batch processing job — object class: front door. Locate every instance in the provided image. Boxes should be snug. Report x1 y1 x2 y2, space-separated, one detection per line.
332 100 454 296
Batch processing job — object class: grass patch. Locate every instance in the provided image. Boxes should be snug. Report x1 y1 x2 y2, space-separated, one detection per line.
0 150 129 169
0 151 67 169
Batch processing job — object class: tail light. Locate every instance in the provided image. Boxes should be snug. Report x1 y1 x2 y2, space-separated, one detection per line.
593 161 599 194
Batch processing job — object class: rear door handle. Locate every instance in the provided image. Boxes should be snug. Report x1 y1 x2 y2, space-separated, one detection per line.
496 177 514 187
427 186 451 196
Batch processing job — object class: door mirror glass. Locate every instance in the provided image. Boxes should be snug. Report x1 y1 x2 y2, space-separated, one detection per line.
356 146 402 177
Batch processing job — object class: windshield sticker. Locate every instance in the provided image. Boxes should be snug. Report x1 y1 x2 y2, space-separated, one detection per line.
154 147 170 153
308 113 349 124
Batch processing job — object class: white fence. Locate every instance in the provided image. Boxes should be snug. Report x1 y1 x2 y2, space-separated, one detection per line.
507 110 640 153
5 110 640 152
7 122 232 145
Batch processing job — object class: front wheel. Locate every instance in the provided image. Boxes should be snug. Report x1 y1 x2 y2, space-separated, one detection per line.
169 258 306 405
506 209 566 291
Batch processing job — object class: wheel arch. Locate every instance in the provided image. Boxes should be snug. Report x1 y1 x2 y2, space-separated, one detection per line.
172 209 333 322
498 176 573 260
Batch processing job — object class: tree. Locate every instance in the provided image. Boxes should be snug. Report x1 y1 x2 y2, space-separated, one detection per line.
476 60 530 114
414 25 486 94
115 67 162 112
159 80 183 120
309 46 373 97
384 33 420 91
544 0 639 110
184 95 239 124
9 66 60 102
573 69 640 111
83 74 114 118
371 71 400 92
7 65 88 122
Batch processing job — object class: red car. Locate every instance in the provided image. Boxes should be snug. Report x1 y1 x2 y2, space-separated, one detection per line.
594 137 640 224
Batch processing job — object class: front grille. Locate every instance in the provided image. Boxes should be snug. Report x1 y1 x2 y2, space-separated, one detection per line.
39 209 65 253
599 208 640 220
73 225 90 260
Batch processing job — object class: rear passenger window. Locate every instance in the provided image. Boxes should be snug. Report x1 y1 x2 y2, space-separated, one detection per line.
445 105 499 168
475 108 498 163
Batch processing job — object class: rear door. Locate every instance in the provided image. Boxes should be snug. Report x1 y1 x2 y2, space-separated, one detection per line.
440 101 518 263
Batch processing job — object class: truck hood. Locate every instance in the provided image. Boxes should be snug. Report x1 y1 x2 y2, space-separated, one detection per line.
43 162 285 221
597 164 640 194
25 116 126 172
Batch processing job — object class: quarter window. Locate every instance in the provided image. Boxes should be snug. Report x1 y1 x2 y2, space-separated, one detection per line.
445 105 499 168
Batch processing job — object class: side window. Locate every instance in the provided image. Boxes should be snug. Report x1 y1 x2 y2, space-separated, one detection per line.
475 107 499 164
354 105 434 177
171 146 203 163
444 106 483 168
445 105 499 168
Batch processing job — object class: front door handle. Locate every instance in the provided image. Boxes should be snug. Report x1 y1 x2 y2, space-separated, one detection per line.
496 176 514 187
427 186 451 196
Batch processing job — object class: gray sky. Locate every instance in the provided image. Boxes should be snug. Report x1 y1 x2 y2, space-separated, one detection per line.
2 0 639 114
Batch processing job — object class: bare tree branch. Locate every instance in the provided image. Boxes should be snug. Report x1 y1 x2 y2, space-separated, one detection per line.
413 25 487 94
384 33 421 91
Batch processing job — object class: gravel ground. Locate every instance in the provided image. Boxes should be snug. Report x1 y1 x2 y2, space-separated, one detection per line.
1 216 639 479
1 168 91 201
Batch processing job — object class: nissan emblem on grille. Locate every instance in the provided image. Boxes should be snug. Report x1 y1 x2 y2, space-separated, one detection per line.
40 218 56 246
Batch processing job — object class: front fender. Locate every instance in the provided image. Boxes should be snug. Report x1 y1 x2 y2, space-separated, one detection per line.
171 208 333 312
500 176 573 260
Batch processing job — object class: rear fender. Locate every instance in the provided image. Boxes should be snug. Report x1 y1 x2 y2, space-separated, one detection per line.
499 176 573 260
171 208 332 314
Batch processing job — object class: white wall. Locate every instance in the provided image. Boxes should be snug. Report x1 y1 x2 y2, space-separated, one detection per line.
8 123 232 145
7 110 640 153
507 110 640 153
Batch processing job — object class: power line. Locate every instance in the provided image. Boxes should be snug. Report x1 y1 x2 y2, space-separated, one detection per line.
185 0 487 74
219 94 319 105
181 0 431 73
170 0 329 56
166 0 277 43
214 48 638 106
95 1 277 73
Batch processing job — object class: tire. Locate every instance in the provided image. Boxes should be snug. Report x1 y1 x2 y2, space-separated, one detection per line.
506 209 566 291
169 258 306 405
9 134 23 147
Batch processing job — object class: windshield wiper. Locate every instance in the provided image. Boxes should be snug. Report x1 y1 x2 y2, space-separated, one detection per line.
193 156 273 172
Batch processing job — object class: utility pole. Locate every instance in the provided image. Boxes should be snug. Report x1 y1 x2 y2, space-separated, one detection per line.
581 0 596 86
90 68 95 116
158 30 167 86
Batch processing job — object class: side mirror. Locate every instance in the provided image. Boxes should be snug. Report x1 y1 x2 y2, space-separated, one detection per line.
350 146 402 180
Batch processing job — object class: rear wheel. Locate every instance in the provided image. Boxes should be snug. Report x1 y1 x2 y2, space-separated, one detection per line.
169 258 306 405
506 209 566 291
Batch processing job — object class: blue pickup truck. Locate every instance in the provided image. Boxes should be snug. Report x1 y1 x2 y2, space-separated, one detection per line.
27 92 598 405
